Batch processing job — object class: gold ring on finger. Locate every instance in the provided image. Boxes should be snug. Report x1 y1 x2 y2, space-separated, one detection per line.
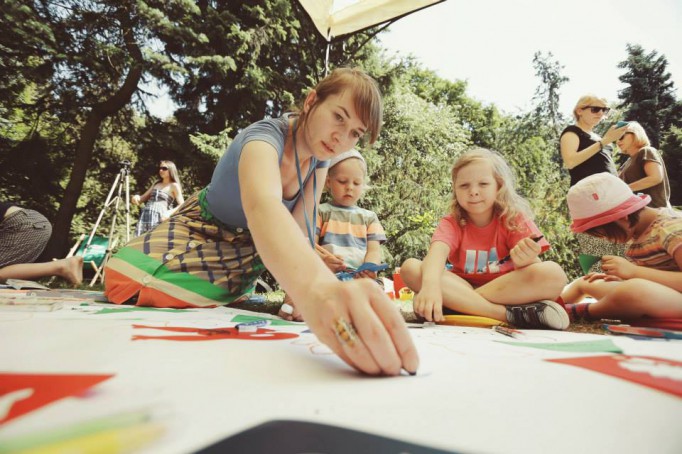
333 317 359 348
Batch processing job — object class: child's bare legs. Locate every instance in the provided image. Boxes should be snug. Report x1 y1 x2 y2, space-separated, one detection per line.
561 276 619 305
563 277 682 320
401 259 566 322
477 261 567 307
402 258 500 319
0 256 83 286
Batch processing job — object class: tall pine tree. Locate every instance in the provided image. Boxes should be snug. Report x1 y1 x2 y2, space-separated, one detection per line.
617 44 682 148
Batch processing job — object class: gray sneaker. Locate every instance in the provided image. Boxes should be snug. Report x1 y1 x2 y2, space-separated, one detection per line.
505 300 570 330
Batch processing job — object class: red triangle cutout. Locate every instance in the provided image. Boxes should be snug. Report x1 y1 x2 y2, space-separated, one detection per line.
0 373 114 425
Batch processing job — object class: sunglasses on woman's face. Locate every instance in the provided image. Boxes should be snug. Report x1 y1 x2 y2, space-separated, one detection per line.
583 106 610 114
159 166 169 171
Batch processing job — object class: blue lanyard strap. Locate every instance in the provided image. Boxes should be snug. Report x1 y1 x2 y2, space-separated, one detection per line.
292 119 317 249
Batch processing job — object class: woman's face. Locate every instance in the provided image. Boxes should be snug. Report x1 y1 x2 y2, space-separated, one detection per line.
616 132 637 155
301 90 367 162
577 103 609 127
159 162 170 178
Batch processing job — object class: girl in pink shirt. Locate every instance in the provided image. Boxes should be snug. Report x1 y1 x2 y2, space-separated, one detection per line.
401 148 569 330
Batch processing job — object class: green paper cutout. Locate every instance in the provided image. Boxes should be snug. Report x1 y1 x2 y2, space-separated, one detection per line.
94 306 193 314
500 338 623 353
231 314 300 326
579 254 601 274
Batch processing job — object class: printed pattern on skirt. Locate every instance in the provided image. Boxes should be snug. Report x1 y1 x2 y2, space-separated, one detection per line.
105 192 264 308
0 209 52 267
576 233 625 273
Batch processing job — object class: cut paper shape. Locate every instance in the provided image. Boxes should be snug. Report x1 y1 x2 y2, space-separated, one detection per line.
548 355 682 398
0 373 113 425
578 254 601 274
95 306 194 315
500 338 623 353
131 324 299 341
230 315 300 326
3 279 50 290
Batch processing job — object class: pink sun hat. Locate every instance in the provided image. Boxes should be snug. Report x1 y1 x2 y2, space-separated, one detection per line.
568 173 651 233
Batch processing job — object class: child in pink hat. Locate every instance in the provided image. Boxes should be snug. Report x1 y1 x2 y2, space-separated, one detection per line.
561 172 682 321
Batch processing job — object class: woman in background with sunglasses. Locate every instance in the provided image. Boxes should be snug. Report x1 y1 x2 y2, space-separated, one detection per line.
617 121 671 209
132 160 185 236
559 95 629 272
560 95 628 186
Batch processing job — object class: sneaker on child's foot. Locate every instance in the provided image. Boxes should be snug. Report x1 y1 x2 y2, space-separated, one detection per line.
505 300 570 330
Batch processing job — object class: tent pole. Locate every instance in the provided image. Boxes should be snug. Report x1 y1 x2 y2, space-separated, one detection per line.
324 28 331 76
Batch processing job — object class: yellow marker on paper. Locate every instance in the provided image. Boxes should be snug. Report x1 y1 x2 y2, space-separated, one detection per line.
436 315 503 328
18 422 164 454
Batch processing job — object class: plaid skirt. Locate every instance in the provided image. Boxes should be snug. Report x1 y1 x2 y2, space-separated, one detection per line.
0 209 52 267
104 190 265 308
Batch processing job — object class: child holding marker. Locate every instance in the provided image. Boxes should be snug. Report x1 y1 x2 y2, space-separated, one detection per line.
401 148 569 330
316 149 386 280
561 172 682 321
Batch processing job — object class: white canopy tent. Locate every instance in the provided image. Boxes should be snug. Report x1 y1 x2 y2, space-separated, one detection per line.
297 0 446 73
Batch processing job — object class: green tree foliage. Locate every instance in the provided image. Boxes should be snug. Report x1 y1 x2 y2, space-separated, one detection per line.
660 127 682 206
530 51 569 140
617 44 682 148
381 57 503 149
359 86 470 267
149 0 381 134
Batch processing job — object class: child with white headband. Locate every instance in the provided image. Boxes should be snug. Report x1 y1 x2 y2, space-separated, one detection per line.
316 149 386 278
561 172 682 321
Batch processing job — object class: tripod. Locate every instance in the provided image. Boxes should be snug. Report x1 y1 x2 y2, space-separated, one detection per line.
81 160 132 285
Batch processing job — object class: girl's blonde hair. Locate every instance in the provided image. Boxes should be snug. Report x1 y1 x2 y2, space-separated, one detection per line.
573 94 608 122
298 67 383 144
623 121 651 148
449 148 533 230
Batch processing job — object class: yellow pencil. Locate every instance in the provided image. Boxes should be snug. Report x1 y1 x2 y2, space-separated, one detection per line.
436 315 503 328
18 422 164 454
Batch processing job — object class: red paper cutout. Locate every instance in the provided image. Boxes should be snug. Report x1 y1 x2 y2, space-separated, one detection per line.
548 355 682 398
0 373 113 425
131 324 299 341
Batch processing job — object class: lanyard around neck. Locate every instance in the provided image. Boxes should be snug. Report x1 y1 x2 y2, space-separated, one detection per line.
292 118 317 249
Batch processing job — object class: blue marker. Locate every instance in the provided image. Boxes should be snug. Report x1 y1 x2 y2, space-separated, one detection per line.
335 262 389 281
236 319 270 332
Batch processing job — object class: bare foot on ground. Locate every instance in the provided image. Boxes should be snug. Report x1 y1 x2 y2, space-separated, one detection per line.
59 256 83 286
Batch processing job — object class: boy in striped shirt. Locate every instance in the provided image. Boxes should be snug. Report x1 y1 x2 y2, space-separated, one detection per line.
316 149 386 280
